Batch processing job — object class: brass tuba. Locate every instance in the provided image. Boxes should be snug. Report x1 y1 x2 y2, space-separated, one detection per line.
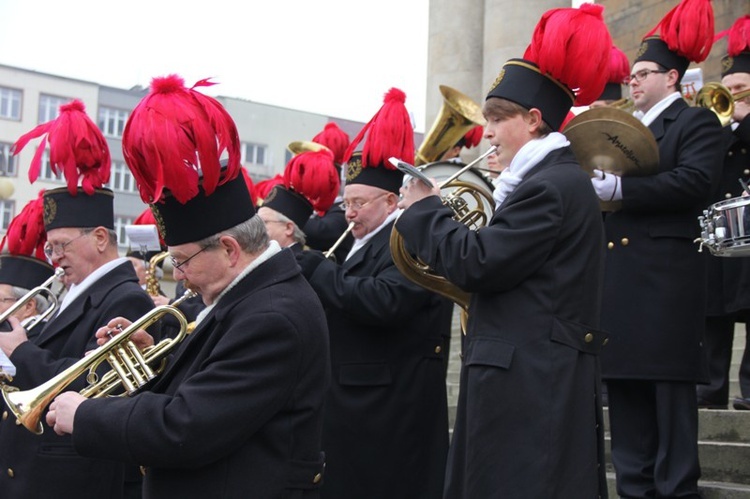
693 82 750 127
1 289 196 434
415 85 486 166
390 148 497 319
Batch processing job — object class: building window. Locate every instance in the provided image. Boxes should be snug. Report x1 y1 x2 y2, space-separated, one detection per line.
0 143 18 177
242 142 267 165
107 161 137 193
98 107 129 138
114 215 134 249
0 87 21 120
37 150 63 183
0 200 14 230
38 94 69 123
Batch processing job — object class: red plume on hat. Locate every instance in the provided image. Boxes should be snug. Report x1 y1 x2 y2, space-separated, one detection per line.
122 74 241 205
523 3 612 105
313 123 350 165
239 168 257 207
0 190 47 261
284 149 340 216
646 0 714 63
12 100 110 196
716 15 750 55
463 125 483 149
255 175 284 205
343 87 414 167
607 45 631 84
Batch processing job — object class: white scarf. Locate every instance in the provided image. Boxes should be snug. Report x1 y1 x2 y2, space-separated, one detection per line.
633 91 681 126
492 132 570 206
345 208 401 261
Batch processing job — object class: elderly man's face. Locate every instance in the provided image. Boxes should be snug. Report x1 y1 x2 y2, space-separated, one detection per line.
342 184 396 239
46 228 98 287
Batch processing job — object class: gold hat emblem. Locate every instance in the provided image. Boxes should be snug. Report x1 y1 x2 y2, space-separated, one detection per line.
150 205 167 242
722 56 734 74
489 68 506 94
43 197 57 227
346 156 363 182
636 41 648 59
263 186 279 204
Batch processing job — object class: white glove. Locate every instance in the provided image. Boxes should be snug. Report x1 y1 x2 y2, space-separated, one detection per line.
591 169 622 202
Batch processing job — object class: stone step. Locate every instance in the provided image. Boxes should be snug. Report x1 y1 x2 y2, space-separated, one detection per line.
606 473 750 498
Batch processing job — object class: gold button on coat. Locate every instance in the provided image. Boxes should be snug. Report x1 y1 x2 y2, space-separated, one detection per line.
434 345 442 354
607 242 614 249
584 333 594 343
6 468 13 478
313 473 322 484
620 238 629 246
726 192 734 199
2 411 7 421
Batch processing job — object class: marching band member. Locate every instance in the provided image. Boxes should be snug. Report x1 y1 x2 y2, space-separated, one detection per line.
46 74 331 498
439 124 484 161
259 148 340 253
0 100 154 498
398 4 612 497
0 190 56 339
296 88 452 499
304 122 354 262
591 0 723 496
700 15 750 412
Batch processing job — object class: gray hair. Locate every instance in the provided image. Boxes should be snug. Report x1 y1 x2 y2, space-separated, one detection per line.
194 215 269 255
81 227 118 245
11 286 50 315
274 212 307 246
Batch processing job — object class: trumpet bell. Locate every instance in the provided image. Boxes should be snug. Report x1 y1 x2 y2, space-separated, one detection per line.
694 82 734 127
287 141 331 156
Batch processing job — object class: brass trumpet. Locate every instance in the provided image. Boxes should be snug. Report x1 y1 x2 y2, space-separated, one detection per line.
1 289 196 434
0 267 64 332
693 82 750 127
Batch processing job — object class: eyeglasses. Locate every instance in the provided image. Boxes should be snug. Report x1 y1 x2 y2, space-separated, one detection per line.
43 232 88 259
624 69 667 85
170 246 210 271
339 193 388 211
0 297 17 303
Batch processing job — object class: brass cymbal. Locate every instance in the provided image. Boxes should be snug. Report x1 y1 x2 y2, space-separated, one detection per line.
563 107 659 211
287 140 331 156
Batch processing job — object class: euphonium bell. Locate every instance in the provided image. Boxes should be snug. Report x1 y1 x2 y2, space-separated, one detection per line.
416 85 485 166
0 267 64 333
1 290 196 434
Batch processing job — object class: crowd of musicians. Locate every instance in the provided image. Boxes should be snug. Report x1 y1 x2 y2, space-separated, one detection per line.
0 1 748 498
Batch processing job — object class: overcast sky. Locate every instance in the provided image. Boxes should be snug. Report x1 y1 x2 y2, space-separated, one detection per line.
0 0 430 128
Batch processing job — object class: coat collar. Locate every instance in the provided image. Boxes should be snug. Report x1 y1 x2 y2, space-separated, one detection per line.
342 220 394 270
646 98 688 141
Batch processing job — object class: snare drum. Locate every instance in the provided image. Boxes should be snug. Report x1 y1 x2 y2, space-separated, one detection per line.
697 196 750 257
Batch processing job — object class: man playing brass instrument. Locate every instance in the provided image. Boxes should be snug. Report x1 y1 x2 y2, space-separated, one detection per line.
46 74 330 499
398 5 610 497
0 101 154 498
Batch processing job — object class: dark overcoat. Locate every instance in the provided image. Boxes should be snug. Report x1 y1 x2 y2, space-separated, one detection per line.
0 261 153 498
706 117 750 317
303 221 452 499
600 100 723 381
73 249 331 499
396 146 608 499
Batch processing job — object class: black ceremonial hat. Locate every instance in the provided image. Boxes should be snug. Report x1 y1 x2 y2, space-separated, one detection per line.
0 255 54 290
43 187 115 231
150 173 255 246
262 185 313 229
345 152 403 194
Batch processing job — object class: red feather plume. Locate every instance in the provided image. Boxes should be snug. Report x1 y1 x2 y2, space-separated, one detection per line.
607 45 631 84
343 87 414 167
240 168 257 207
313 123 350 165
255 175 284 205
463 125 484 149
523 3 612 106
716 15 750 56
0 190 47 261
284 149 339 215
122 75 241 205
12 100 110 196
645 0 714 63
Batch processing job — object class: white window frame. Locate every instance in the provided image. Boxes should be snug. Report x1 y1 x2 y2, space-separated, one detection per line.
98 106 129 139
0 87 21 120
38 94 68 123
0 142 18 177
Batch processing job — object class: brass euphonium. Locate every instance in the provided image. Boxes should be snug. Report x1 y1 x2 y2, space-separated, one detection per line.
1 289 196 434
390 147 497 322
415 85 486 166
0 267 64 332
145 251 169 296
